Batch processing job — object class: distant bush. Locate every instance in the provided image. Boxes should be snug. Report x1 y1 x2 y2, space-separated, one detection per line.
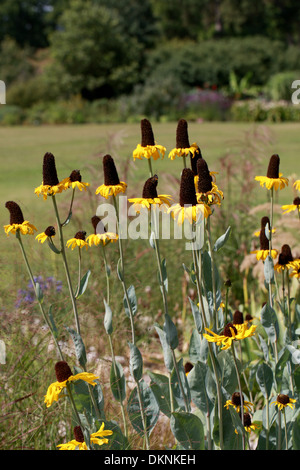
265 71 300 101
230 99 300 122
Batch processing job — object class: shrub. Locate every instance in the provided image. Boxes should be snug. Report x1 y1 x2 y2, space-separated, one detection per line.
265 71 300 101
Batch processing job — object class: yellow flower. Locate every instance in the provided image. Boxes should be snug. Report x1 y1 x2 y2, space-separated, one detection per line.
133 119 166 161
250 216 278 261
34 152 67 200
281 196 300 215
95 181 127 199
293 180 300 191
4 201 37 236
234 413 260 434
35 226 56 244
129 175 172 213
95 154 127 199
169 202 211 225
196 182 224 206
271 394 297 411
168 142 199 160
255 154 288 191
251 249 278 261
44 361 98 408
61 170 90 192
86 232 118 246
224 392 254 414
196 158 223 206
57 423 113 450
168 119 198 160
34 183 66 200
290 265 300 279
203 322 257 351
274 244 294 272
66 231 88 250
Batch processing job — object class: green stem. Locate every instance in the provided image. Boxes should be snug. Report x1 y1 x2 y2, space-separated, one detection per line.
265 396 270 450
148 158 153 178
102 245 110 305
205 216 218 329
16 231 64 361
286 269 291 339
231 341 245 450
283 409 288 450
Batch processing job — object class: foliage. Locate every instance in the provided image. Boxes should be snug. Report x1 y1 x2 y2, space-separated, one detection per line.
265 71 300 101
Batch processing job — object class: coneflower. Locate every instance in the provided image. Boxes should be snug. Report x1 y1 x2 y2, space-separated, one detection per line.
35 152 66 200
133 119 166 161
4 201 37 236
95 154 127 199
168 119 198 160
255 154 288 191
128 174 172 213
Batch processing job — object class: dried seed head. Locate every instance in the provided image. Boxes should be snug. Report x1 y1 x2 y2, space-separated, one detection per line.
141 119 155 147
179 168 197 207
74 231 86 240
197 158 213 193
233 310 244 325
55 361 73 382
281 244 293 263
91 215 106 234
232 392 243 407
242 413 252 427
259 216 270 250
176 119 190 149
103 154 120 186
5 201 24 225
223 322 237 337
42 152 60 186
293 196 300 206
277 394 290 405
190 146 202 176
184 362 194 374
69 170 82 182
44 226 56 237
266 154 280 179
73 426 85 443
142 175 158 199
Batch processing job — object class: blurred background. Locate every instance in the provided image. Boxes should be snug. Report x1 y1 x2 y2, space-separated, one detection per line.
1 0 300 125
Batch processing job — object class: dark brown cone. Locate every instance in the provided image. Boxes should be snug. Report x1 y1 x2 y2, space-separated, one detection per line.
43 152 60 186
142 175 158 199
69 170 82 182
73 426 85 443
266 154 280 179
259 216 270 250
223 322 237 337
293 197 300 206
5 201 24 225
197 158 213 193
179 168 197 207
103 155 120 186
45 226 56 237
245 314 253 322
233 310 244 325
242 413 252 427
55 361 73 382
190 146 202 176
232 392 243 407
184 362 194 374
176 119 190 149
141 119 155 147
281 244 293 263
74 231 86 240
91 215 106 234
277 394 290 405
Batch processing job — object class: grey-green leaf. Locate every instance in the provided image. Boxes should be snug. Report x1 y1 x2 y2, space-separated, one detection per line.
127 379 160 437
65 326 87 368
256 362 274 398
75 270 91 299
213 226 231 252
170 412 205 450
128 341 143 382
163 313 178 350
110 361 126 403
103 299 113 335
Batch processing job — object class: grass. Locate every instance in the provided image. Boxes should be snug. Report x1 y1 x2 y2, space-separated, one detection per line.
1 120 299 449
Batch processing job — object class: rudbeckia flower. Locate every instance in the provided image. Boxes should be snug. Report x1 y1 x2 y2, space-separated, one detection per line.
36 226 56 244
281 197 300 215
129 174 172 213
184 362 194 376
203 321 257 351
4 201 37 236
34 152 67 200
133 119 166 161
224 392 254 413
271 394 297 411
57 423 113 450
61 169 90 192
290 264 300 279
66 231 88 250
86 216 118 246
95 154 127 199
274 244 294 272
196 158 223 206
168 119 199 160
44 361 98 408
168 168 211 226
255 154 288 191
251 216 278 261
294 180 300 191
234 413 260 434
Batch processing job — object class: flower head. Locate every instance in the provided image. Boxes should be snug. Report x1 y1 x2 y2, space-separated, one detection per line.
255 154 288 191
95 155 127 199
57 423 113 450
133 119 166 161
44 361 99 408
251 216 278 260
281 196 300 215
203 321 257 350
235 413 260 434
224 392 254 413
34 152 67 200
274 244 294 272
293 180 300 191
196 158 223 206
36 225 56 244
66 231 89 250
86 215 118 246
168 119 198 160
271 394 296 411
62 170 90 192
168 168 211 225
4 201 37 236
128 174 172 213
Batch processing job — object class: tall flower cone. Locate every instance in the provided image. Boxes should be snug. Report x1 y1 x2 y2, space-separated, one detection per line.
196 158 223 206
128 174 172 213
168 119 198 161
4 201 37 236
255 154 288 190
168 168 211 225
86 215 118 246
274 244 294 272
62 169 90 191
95 154 127 199
190 146 202 176
251 216 278 261
66 230 89 250
34 152 66 200
133 119 166 161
